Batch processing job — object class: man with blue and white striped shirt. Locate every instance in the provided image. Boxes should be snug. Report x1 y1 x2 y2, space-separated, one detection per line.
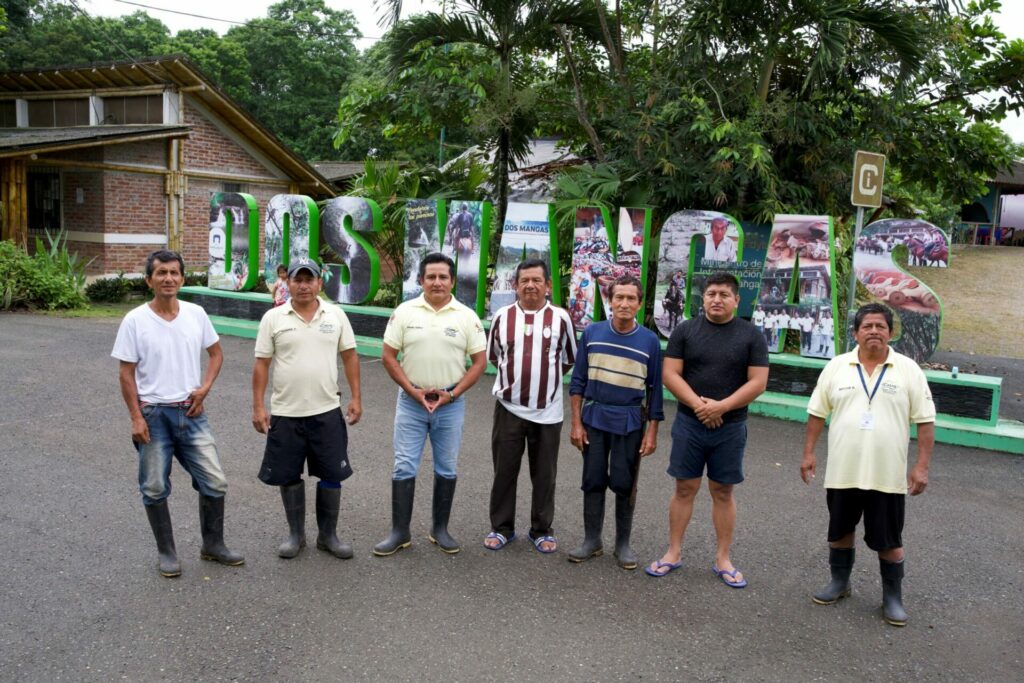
568 275 664 569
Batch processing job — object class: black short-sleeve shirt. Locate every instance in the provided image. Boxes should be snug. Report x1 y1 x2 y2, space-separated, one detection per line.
665 315 770 423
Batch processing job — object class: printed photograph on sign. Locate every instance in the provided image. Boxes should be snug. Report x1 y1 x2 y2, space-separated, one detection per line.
568 207 607 331
441 200 487 312
321 196 380 304
491 202 553 316
208 192 257 291
264 194 318 281
857 219 949 268
403 199 441 301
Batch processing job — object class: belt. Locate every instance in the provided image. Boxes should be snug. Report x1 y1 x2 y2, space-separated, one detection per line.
140 400 193 408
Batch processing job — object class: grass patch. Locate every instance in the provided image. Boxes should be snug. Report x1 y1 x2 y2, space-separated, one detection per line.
906 245 1024 359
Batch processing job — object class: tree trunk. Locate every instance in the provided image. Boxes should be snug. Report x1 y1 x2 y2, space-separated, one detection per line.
556 26 606 162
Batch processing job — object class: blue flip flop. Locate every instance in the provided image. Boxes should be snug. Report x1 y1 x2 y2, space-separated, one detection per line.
530 535 557 554
484 532 514 550
713 564 748 588
645 559 683 577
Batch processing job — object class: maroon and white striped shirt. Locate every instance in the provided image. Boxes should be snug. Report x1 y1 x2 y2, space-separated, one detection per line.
487 301 578 424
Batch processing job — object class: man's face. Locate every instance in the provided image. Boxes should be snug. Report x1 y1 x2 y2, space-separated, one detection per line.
854 313 892 352
703 283 739 323
420 262 453 305
711 221 727 243
609 284 641 324
146 259 183 297
514 266 549 310
287 270 321 303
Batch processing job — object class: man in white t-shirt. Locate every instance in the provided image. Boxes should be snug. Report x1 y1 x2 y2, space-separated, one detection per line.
112 250 243 578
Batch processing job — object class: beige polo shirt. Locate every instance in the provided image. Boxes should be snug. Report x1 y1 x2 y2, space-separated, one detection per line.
383 294 486 389
808 346 936 494
255 299 357 417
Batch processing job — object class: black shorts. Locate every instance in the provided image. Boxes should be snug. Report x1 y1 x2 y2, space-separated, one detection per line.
826 488 905 551
258 409 353 486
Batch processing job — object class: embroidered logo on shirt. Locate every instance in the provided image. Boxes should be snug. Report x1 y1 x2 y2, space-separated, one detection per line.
444 326 458 338
319 322 336 334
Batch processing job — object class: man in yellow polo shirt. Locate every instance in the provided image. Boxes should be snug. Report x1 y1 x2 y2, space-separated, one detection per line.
252 259 362 560
373 252 487 556
801 303 935 626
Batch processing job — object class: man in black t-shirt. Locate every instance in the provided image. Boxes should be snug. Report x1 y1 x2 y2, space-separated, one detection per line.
645 272 769 588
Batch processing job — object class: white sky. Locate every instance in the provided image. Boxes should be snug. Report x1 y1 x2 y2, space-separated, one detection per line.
83 0 1024 143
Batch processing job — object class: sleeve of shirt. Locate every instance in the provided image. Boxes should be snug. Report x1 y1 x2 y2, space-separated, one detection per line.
335 306 357 352
749 324 770 366
487 308 503 364
382 308 403 351
908 366 937 423
110 315 138 362
254 311 275 358
464 312 487 355
664 322 685 359
568 327 589 396
560 311 578 366
646 335 665 421
807 362 834 418
198 308 219 349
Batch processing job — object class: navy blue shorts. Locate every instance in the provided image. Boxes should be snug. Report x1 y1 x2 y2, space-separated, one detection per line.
667 412 747 484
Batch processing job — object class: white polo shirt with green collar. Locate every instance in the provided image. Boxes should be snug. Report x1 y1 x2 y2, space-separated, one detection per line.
384 294 486 390
807 345 936 494
255 299 357 417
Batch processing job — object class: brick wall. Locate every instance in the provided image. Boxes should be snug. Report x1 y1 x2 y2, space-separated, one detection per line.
182 101 279 178
62 170 104 234
105 140 165 166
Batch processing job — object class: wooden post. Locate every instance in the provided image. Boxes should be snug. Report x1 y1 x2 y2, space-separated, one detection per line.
1 158 29 247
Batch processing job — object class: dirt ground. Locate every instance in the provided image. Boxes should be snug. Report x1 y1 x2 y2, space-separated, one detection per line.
907 245 1024 359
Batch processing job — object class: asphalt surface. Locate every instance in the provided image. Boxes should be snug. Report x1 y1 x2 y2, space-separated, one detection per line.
1 314 1022 682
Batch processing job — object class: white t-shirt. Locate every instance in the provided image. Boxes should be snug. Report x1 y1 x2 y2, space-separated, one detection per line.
800 316 814 332
752 310 765 326
704 236 737 262
111 301 219 403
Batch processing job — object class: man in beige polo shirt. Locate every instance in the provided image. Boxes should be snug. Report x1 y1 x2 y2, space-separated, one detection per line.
252 259 362 560
801 303 935 626
373 252 487 556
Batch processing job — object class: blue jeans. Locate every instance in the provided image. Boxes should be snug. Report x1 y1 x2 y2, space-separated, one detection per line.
393 390 466 480
135 404 228 505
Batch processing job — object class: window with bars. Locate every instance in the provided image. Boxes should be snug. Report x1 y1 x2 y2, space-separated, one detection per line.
0 101 16 127
27 99 90 127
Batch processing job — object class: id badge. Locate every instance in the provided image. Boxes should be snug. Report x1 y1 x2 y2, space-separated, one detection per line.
859 412 875 431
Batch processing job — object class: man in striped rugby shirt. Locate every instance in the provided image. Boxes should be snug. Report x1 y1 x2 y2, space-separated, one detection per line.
484 258 578 553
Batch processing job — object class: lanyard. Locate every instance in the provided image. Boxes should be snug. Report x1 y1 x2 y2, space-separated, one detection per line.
856 364 887 406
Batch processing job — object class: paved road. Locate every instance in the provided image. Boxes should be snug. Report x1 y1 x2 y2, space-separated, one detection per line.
1 314 1022 681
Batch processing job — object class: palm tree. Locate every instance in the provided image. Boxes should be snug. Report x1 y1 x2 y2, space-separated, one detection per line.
376 1 602 232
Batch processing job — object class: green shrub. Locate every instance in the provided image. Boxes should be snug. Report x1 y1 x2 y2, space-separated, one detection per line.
0 235 89 310
86 275 129 303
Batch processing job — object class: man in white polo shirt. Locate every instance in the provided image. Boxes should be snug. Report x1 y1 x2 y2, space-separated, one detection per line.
484 258 577 553
703 216 738 263
801 303 935 626
252 259 362 560
373 252 487 556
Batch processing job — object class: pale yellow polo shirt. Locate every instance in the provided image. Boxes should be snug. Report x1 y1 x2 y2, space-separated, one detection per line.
383 294 486 390
808 346 936 494
255 299 357 417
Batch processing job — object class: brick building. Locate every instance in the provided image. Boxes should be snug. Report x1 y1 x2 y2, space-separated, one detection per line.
0 56 334 275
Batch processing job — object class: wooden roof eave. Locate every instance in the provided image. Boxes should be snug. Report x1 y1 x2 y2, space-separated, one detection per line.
0 129 190 160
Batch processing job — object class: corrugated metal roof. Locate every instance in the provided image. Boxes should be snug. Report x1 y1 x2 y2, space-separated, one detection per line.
0 125 188 157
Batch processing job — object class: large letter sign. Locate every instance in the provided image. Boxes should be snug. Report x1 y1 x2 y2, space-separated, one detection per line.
320 196 383 305
208 192 259 291
853 218 947 361
756 215 838 358
263 194 320 281
491 202 560 316
402 199 443 301
441 200 491 317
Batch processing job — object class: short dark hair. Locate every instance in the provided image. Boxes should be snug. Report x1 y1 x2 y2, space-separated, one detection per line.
419 252 455 280
710 217 730 230
145 250 185 277
853 303 893 331
515 257 550 282
608 274 642 299
705 271 739 295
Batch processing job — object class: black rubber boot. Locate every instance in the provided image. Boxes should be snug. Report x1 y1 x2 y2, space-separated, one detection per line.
428 474 460 554
144 500 181 578
880 558 908 626
568 491 605 563
278 482 306 559
373 478 415 556
315 486 353 559
812 547 855 605
198 494 245 566
613 494 638 570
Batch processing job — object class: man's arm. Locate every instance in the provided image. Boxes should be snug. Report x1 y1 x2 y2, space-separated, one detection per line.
252 356 272 434
340 347 362 425
187 342 223 417
908 422 934 495
570 394 588 451
800 415 826 484
381 343 433 411
693 365 769 425
662 357 713 427
639 420 659 457
118 361 149 444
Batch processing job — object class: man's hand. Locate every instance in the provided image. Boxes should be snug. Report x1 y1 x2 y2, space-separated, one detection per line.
908 464 928 495
252 405 271 434
345 399 363 425
186 385 210 417
131 414 150 444
694 397 727 427
570 421 589 452
639 430 657 457
800 452 816 484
